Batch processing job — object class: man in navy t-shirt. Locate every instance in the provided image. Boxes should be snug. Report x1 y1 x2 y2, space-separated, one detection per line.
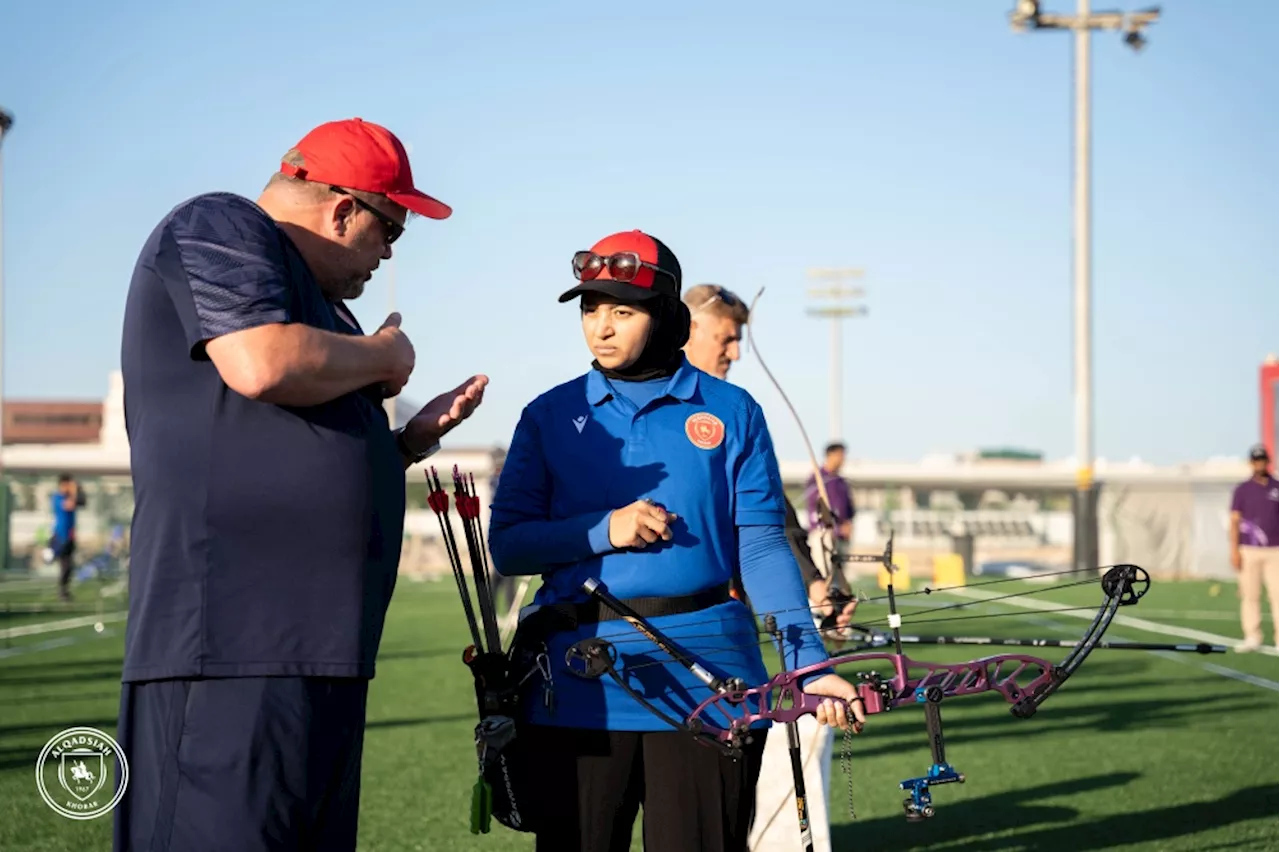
1229 444 1279 651
113 118 488 851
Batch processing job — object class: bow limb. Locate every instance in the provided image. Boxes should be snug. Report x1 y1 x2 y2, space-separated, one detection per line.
745 287 842 592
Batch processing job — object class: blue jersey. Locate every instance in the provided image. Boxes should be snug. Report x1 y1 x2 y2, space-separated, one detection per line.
51 493 76 542
488 357 830 731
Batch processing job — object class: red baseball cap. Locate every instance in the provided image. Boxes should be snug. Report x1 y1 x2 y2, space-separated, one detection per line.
558 230 683 303
279 117 452 220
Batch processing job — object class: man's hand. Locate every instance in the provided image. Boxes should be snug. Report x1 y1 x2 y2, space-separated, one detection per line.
802 673 866 732
404 375 489 446
1231 547 1242 572
609 500 678 549
374 313 416 397
808 579 858 626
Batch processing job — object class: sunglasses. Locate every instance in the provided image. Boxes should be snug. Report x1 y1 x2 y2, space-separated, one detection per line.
692 285 747 316
330 186 404 245
572 251 676 286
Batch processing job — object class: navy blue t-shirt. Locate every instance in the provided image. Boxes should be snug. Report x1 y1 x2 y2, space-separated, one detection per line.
119 192 406 683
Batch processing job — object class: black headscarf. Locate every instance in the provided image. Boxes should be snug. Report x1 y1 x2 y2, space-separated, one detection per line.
590 295 692 382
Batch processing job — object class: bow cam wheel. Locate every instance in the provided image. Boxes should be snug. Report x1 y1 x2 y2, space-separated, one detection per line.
1101 565 1150 606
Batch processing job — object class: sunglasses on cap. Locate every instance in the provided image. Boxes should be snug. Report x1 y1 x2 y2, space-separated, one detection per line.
572 251 677 286
330 186 404 245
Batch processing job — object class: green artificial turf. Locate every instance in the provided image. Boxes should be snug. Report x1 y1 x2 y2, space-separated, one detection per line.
0 572 1276 851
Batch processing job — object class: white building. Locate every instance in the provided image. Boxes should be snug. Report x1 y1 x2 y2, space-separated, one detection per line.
1 372 1252 580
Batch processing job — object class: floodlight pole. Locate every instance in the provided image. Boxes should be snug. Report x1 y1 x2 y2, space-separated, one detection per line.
805 268 868 445
1009 0 1161 574
0 108 12 479
0 108 11 571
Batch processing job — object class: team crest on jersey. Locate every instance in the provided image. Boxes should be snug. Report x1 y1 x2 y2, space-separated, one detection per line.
685 412 725 450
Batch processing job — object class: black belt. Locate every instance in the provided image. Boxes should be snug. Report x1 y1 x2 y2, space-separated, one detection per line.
565 581 735 625
514 581 736 648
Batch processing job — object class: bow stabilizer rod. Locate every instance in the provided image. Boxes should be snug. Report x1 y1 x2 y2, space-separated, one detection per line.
765 614 816 852
579 578 743 695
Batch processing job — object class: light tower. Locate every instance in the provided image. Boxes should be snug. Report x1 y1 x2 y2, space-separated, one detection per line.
1010 0 1161 575
804 268 868 445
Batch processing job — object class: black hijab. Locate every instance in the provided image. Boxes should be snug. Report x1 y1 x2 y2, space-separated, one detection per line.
590 295 692 382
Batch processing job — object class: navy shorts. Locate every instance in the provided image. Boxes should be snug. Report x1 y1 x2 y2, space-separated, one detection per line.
112 676 369 852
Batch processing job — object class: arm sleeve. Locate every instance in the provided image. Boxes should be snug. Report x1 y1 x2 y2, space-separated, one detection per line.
733 402 788 527
163 196 295 359
1230 486 1244 513
487 405 616 576
739 524 832 676
784 500 822 588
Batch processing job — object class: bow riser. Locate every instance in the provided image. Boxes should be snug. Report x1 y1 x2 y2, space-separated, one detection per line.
687 650 1063 746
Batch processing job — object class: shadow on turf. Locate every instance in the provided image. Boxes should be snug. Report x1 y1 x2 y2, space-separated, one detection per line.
0 717 120 772
375 647 469 663
849 699 1270 764
0 662 124 687
831 778 1280 851
829 771 1138 850
0 689 121 707
0 654 122 672
365 713 476 731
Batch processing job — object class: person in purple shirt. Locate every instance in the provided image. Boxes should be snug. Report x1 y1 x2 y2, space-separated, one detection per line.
805 442 855 576
1229 443 1279 651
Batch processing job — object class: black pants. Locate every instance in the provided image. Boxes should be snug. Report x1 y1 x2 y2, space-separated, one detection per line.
525 724 768 852
55 539 75 599
112 676 369 852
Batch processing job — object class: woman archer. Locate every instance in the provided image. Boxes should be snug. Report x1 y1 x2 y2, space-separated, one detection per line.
487 229 865 852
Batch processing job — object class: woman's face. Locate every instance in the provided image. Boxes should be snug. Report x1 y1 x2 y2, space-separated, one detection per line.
580 294 653 370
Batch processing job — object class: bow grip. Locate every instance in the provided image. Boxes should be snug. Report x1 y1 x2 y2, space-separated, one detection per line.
771 678 885 723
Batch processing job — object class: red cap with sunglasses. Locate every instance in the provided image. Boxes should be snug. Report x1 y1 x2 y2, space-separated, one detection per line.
279 117 452 221
558 230 683 303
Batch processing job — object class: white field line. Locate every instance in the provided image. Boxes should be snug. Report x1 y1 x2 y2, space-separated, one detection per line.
1159 656 1279 692
920 593 1280 692
0 628 119 660
1116 609 1275 623
934 587 1279 691
0 610 128 640
942 586 1279 658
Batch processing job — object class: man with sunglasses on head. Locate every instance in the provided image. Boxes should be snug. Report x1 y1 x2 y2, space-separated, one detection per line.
682 283 857 852
113 117 488 852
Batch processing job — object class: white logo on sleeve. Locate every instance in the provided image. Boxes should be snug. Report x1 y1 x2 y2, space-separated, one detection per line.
572 416 588 434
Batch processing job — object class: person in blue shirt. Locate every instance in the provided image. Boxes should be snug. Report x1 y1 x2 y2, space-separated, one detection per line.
50 473 81 601
488 229 864 852
681 282 859 852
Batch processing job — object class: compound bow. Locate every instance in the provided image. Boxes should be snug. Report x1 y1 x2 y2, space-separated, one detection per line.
565 543 1222 836
443 290 1227 846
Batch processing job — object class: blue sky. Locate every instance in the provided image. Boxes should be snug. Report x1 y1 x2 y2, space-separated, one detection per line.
1 0 1275 466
